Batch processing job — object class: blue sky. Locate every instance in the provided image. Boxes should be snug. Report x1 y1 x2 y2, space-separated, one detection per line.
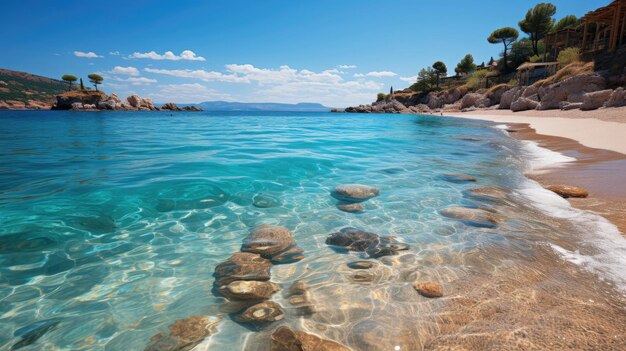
1 0 608 106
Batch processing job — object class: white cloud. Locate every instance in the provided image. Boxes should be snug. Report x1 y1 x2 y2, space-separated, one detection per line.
129 50 206 61
354 71 397 78
104 83 128 90
114 77 157 85
145 63 385 107
74 51 102 58
338 65 357 69
148 83 231 103
111 66 140 76
109 51 121 56
400 75 417 82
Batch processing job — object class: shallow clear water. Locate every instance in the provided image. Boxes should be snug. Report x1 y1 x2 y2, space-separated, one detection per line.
0 111 622 350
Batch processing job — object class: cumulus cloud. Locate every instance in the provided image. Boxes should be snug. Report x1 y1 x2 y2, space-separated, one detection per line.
400 75 417 83
114 77 157 85
145 63 384 106
74 51 102 58
129 50 206 61
338 65 357 69
111 66 140 76
354 71 397 78
148 83 231 103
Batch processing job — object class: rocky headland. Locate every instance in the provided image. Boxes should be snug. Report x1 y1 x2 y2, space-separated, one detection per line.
345 63 626 115
50 90 202 112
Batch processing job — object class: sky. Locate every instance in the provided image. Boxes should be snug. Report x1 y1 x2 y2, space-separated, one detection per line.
1 0 609 107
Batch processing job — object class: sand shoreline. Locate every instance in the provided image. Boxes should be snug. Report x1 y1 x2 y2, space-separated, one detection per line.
444 108 626 234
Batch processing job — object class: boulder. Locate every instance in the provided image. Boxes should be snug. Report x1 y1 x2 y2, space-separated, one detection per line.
325 228 380 252
474 97 491 108
581 89 613 110
145 315 221 351
425 92 443 109
440 173 477 183
109 93 121 104
234 301 285 325
71 102 84 110
270 326 352 351
414 282 443 298
560 102 583 110
604 87 626 108
439 207 501 228
161 102 182 111
538 74 606 110
337 203 364 213
332 184 379 203
125 94 142 109
97 100 116 110
546 185 589 198
241 225 296 259
53 91 107 110
499 87 522 109
218 280 279 301
213 252 272 286
461 93 483 109
511 97 539 112
486 84 513 105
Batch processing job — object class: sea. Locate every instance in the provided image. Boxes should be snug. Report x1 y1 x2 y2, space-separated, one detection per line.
0 111 625 350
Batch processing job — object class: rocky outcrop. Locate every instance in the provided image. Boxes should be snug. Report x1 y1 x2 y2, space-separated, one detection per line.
161 102 182 111
581 89 613 110
499 87 522 109
0 100 27 110
461 93 483 109
270 326 352 351
49 91 203 112
511 97 540 112
537 74 606 110
604 87 626 107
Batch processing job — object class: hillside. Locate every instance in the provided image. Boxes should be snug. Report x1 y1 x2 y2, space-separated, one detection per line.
197 101 336 112
0 69 69 109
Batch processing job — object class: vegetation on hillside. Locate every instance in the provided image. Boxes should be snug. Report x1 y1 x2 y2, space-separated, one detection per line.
0 69 69 104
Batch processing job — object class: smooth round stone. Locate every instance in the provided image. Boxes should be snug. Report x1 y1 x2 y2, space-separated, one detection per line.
270 246 304 264
213 252 272 286
546 185 589 198
326 228 380 252
350 271 375 283
337 203 364 213
332 184 380 202
439 207 501 228
271 326 352 351
252 194 281 208
440 173 477 183
145 315 221 351
347 261 374 269
241 225 296 258
235 301 284 324
466 186 508 199
414 282 444 298
218 280 279 301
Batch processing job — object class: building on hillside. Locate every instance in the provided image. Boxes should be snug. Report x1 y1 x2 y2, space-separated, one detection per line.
516 62 560 86
580 0 626 56
544 27 583 60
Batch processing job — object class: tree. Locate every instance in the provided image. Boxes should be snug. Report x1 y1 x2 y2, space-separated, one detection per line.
88 73 103 91
508 38 535 70
519 3 557 56
552 15 581 32
432 61 447 87
61 74 77 91
80 78 84 90
488 56 495 66
390 86 394 96
377 93 387 102
455 54 476 76
488 27 519 73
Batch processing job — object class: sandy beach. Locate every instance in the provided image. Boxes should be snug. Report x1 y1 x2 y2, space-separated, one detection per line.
445 106 626 234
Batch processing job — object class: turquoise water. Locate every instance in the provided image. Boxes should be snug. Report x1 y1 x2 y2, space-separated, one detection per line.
0 111 618 350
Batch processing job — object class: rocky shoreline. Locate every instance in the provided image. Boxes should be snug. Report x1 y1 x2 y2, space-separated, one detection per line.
345 70 626 115
0 91 202 112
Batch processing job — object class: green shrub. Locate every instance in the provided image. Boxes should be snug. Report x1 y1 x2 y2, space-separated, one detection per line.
465 69 489 90
557 47 580 65
529 55 541 63
377 93 388 102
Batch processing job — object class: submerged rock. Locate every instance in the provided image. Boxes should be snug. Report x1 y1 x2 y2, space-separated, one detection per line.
347 261 375 269
234 301 285 325
286 281 315 316
337 202 364 213
440 173 477 183
253 194 282 208
241 225 296 258
326 228 380 252
414 282 444 298
145 315 221 351
439 207 501 228
218 280 279 301
332 184 379 203
270 326 352 351
466 186 508 200
270 245 305 264
546 185 589 198
213 252 272 286
11 318 62 350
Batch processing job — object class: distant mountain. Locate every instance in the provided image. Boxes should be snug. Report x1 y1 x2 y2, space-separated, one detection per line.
0 69 68 109
196 101 337 112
